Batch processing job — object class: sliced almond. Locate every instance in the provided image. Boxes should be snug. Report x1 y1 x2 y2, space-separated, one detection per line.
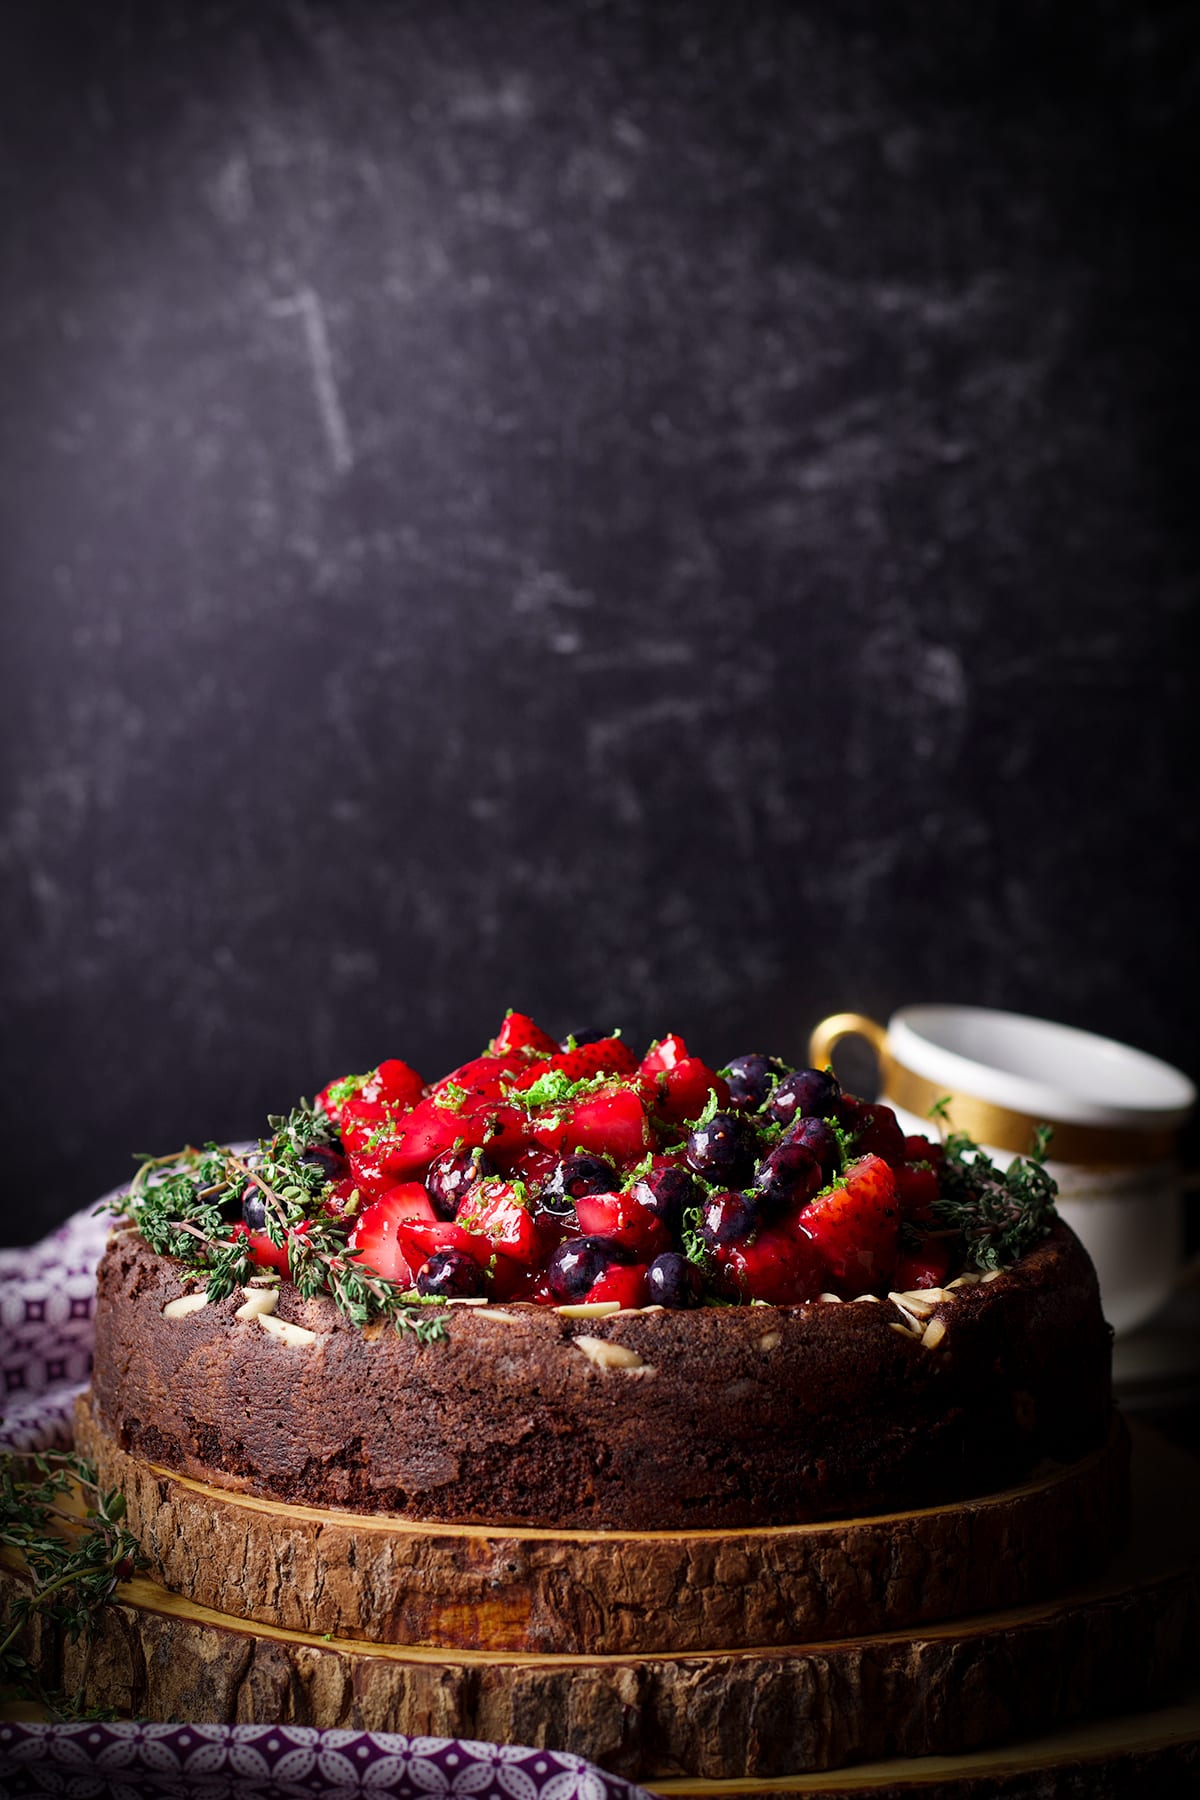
850 1293 881 1304
921 1316 947 1349
446 1296 489 1307
235 1288 279 1321
257 1313 318 1349
980 1269 1003 1284
817 1292 843 1303
162 1293 209 1319
889 1291 935 1318
573 1335 644 1371
554 1301 622 1320
473 1308 526 1324
907 1287 950 1304
756 1329 782 1352
889 1318 922 1339
946 1273 981 1290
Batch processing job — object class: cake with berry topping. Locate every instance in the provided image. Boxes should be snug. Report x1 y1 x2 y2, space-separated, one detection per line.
89 1013 1113 1530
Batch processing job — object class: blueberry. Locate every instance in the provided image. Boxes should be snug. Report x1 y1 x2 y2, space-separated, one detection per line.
541 1153 619 1216
754 1140 822 1211
426 1147 497 1220
559 1028 610 1049
768 1068 841 1127
685 1111 760 1188
241 1188 268 1233
545 1235 628 1301
416 1248 486 1299
784 1115 842 1180
697 1190 759 1247
645 1252 705 1309
625 1166 702 1234
297 1145 347 1184
722 1052 789 1112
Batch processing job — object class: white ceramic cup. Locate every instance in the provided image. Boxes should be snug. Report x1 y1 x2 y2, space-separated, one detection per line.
808 1005 1197 1336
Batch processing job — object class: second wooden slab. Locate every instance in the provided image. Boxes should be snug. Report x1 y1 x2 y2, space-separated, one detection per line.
74 1399 1130 1654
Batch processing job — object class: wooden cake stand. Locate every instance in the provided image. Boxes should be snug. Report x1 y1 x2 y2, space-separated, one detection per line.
3 1404 1197 1794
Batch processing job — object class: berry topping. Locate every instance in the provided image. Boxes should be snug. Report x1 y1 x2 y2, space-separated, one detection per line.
697 1189 759 1248
542 1153 620 1210
685 1111 759 1188
718 1223 824 1305
768 1067 841 1127
582 1261 650 1309
840 1098 907 1169
798 1154 900 1292
645 1251 704 1309
490 1011 559 1057
546 1235 629 1302
722 1052 787 1112
416 1248 487 1300
348 1182 439 1286
783 1115 843 1181
623 1165 701 1235
753 1140 823 1212
426 1148 497 1220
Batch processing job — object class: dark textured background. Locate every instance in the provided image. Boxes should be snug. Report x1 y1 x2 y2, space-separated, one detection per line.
1 0 1197 1239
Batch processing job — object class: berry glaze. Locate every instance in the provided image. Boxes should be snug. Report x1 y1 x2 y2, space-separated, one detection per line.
294 1011 962 1312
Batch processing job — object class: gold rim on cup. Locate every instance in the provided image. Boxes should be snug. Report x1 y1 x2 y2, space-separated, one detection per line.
807 1012 1178 1168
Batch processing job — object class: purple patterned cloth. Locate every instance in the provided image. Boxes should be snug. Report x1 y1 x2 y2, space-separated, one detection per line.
0 1209 650 1800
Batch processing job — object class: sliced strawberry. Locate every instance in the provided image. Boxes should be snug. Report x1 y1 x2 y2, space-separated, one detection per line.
347 1183 438 1285
397 1217 494 1274
583 1262 650 1309
315 1073 366 1127
840 1100 907 1169
323 1175 361 1216
893 1238 952 1292
799 1153 900 1293
574 1191 672 1260
510 1036 638 1090
360 1058 426 1111
491 1011 558 1057
718 1224 824 1305
432 1053 526 1104
455 1179 541 1266
229 1217 307 1278
338 1097 394 1152
653 1056 730 1126
894 1161 941 1224
639 1034 690 1078
364 1097 490 1178
461 1100 533 1171
531 1085 651 1163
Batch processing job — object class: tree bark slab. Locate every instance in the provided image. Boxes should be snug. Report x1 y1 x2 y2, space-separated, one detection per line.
74 1397 1130 1655
6 1423 1198 1782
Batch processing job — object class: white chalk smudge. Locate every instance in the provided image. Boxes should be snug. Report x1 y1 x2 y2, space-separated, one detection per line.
270 288 354 474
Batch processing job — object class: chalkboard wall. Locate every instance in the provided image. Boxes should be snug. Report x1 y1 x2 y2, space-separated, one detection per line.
1 0 1197 1239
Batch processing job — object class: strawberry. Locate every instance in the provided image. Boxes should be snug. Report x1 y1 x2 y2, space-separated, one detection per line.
347 1183 439 1285
431 1053 524 1105
358 1097 489 1180
583 1262 650 1309
639 1033 690 1078
798 1153 900 1292
904 1133 944 1164
652 1056 730 1126
510 1036 638 1090
360 1059 426 1111
718 1224 824 1305
511 1145 560 1194
894 1161 941 1224
491 1012 558 1057
574 1191 672 1260
454 1179 541 1266
531 1084 651 1163
893 1238 952 1291
839 1100 907 1169
229 1217 307 1278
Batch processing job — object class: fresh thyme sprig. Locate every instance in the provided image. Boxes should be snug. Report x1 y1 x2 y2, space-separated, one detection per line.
0 1448 142 1718
932 1125 1058 1271
106 1101 447 1345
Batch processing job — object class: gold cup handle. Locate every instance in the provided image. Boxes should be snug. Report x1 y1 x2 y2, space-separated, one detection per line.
807 1012 889 1077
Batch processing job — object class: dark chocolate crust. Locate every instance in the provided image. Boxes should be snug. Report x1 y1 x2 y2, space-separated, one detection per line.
90 1222 1112 1530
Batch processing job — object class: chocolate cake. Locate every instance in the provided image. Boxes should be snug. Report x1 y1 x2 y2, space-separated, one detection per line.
90 1216 1111 1531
